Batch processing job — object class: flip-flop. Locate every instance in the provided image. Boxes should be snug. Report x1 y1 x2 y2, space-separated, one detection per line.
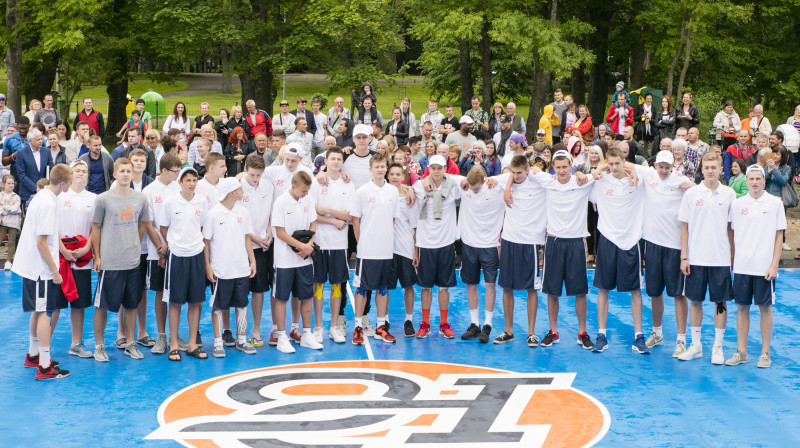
249 337 264 348
114 338 127 349
137 336 156 347
185 347 208 359
167 350 181 361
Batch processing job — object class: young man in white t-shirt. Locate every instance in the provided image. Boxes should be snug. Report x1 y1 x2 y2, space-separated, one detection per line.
725 165 785 368
311 98 328 157
677 151 736 364
271 170 321 353
14 164 72 380
239 154 274 348
310 147 355 344
141 153 182 354
54 160 96 359
203 178 257 358
160 167 208 361
349 154 400 345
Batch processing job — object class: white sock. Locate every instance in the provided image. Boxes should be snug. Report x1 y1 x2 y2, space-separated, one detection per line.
29 336 39 356
237 334 246 344
405 313 413 322
291 322 299 330
214 337 223 348
39 346 51 368
354 317 362 331
469 308 479 325
654 326 663 337
303 327 312 335
691 326 701 344
278 331 288 341
714 328 725 347
677 334 686 343
484 311 494 327
598 328 607 336
377 317 386 328
272 324 277 331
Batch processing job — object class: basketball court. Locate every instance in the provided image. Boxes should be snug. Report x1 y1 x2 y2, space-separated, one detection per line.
2 269 799 447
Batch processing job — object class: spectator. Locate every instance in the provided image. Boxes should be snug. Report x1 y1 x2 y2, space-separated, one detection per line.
386 107 409 146
327 96 351 137
0 93 15 131
458 140 485 176
0 174 20 270
191 102 215 139
162 101 191 142
694 144 725 184
635 93 656 157
131 98 152 130
143 129 164 164
446 116 477 159
671 138 695 179
285 117 313 169
550 89 567 143
769 130 794 178
420 120 438 148
228 105 251 137
311 98 328 156
187 124 223 167
272 100 296 136
728 159 748 198
493 114 519 157
566 136 583 167
16 128 53 205
74 97 105 137
65 121 91 164
245 99 274 138
289 97 313 137
465 96 490 140
2 117 30 181
574 104 594 142
482 140 501 176
724 130 754 181
749 104 772 141
250 132 276 167
765 146 791 213
225 126 253 176
674 127 698 168
674 92 699 131
787 104 800 133
606 92 633 139
214 108 231 148
24 99 40 122
687 127 709 159
115 109 147 142
56 120 71 147
400 98 417 137
358 81 377 106
33 94 61 129
421 143 459 177
335 118 354 150
408 135 423 163
418 139 438 173
354 96 383 127
506 102 526 134
368 121 384 152
46 130 67 166
619 140 646 166
420 100 444 142
539 104 559 145
713 100 742 150
487 102 505 135
745 134 770 167
112 127 156 178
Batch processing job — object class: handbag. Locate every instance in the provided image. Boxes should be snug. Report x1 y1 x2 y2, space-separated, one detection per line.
781 182 799 208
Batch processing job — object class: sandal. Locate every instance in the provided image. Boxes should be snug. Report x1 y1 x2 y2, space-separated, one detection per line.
167 350 181 361
114 338 127 349
185 347 208 359
137 335 156 347
249 337 264 348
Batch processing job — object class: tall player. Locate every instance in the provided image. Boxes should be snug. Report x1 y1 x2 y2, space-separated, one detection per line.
386 162 419 337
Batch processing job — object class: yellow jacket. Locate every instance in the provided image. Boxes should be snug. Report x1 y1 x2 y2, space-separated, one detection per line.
539 104 559 145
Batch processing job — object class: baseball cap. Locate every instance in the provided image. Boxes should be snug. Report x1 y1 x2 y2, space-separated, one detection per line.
746 164 765 177
655 151 674 165
279 100 289 106
459 115 474 125
0 93 6 100
285 142 303 159
429 155 447 167
179 166 198 180
509 133 528 148
537 129 546 135
552 150 572 163
217 177 243 198
70 160 88 168
353 124 372 136
500 114 511 123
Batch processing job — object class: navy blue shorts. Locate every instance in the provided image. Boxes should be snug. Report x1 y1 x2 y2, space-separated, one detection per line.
417 244 457 288
164 252 206 305
55 268 93 309
498 239 539 291
249 246 274 293
389 254 417 289
353 258 392 290
644 241 682 298
274 265 314 301
145 259 165 292
461 244 500 285
138 254 149 290
210 277 250 310
313 249 350 285
733 274 775 306
22 277 58 313
593 234 643 293
541 236 588 297
680 265 732 303
93 268 142 312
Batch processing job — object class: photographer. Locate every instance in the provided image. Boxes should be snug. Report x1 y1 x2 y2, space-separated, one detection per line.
458 141 486 176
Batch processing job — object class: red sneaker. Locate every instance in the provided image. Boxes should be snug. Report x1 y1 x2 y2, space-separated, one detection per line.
268 330 279 346
374 324 396 343
289 328 302 344
35 364 70 380
25 354 59 368
352 327 364 345
439 323 455 339
415 322 431 339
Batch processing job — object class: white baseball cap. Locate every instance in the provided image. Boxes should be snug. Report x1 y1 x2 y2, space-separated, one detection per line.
285 142 303 159
746 164 765 177
353 124 372 136
655 150 674 165
429 155 447 167
217 177 242 198
459 115 474 125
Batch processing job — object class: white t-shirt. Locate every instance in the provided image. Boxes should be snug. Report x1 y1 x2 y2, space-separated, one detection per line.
313 112 327 146
142 179 180 260
529 172 594 238
262 165 313 200
412 175 462 249
730 193 786 276
393 189 419 259
495 173 546 245
678 182 736 267
500 150 525 170
12 189 59 280
349 180 400 259
162 193 207 257
202 203 254 279
458 180 506 247
341 151 373 190
310 176 355 250
590 171 645 250
57 188 97 270
271 191 317 269
240 177 274 250
195 177 223 209
637 166 688 250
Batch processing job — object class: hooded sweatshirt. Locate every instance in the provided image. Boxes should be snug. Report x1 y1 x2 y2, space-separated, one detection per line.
538 104 559 145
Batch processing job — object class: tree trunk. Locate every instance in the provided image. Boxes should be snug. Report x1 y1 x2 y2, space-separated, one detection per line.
676 12 696 101
630 35 647 88
221 42 232 94
23 52 60 104
666 17 686 100
458 38 473 115
586 1 612 122
479 16 493 112
571 66 586 105
106 53 129 145
527 51 551 142
5 0 22 117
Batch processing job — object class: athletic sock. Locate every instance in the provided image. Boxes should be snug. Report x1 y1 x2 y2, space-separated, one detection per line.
158 332 166 338
29 336 39 356
713 328 725 347
439 309 448 325
237 334 246 344
272 324 278 332
39 346 51 368
677 334 686 343
654 326 663 338
303 328 313 337
405 313 413 322
214 337 223 348
377 317 386 328
291 322 299 331
422 308 430 324
690 326 701 345
598 328 607 336
469 309 479 325
484 311 494 327
354 317 362 331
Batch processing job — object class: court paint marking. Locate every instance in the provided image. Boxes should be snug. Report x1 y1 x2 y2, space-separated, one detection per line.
346 280 374 361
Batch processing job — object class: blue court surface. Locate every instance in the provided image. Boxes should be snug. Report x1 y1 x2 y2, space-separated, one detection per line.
2 269 799 447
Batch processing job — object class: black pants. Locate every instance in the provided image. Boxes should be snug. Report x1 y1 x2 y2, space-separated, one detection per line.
347 225 371 314
586 203 599 256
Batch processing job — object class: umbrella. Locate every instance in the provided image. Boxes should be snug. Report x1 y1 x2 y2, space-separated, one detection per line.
777 124 800 153
629 87 664 107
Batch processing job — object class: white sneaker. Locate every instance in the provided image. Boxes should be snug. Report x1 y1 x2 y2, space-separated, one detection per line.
276 336 295 354
314 326 324 344
3 261 11 270
300 332 323 350
757 352 771 368
329 326 345 343
711 345 724 365
672 340 687 358
362 316 375 337
782 243 792 251
678 342 702 361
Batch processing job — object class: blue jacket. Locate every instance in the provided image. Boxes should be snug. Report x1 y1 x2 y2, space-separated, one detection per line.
765 164 791 198
16 146 53 202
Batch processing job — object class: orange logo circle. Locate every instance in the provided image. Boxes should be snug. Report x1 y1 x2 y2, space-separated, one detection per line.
147 360 610 447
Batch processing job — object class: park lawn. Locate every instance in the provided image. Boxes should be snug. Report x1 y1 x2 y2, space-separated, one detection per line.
71 79 189 104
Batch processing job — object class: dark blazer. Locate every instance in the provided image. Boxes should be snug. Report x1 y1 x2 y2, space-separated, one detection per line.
16 146 53 201
290 109 317 137
385 120 409 145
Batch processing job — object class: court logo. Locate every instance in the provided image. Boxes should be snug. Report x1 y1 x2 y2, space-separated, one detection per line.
146 360 610 447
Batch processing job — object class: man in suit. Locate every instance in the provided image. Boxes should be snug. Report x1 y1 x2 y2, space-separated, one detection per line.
16 128 53 210
291 97 317 137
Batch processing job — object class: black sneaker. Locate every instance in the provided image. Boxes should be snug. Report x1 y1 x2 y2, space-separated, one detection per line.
493 332 514 344
477 324 491 343
404 320 415 337
460 323 481 340
577 332 593 349
222 330 234 347
541 330 560 347
196 331 204 348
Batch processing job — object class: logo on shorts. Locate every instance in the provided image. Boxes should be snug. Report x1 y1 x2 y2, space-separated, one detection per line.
120 207 134 221
146 360 610 447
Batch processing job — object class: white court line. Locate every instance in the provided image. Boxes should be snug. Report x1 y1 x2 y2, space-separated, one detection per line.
345 281 374 361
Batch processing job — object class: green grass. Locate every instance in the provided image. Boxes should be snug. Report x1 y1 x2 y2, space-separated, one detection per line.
70 79 189 104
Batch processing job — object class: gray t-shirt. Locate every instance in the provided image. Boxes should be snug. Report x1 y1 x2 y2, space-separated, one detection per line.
34 108 61 129
445 132 477 161
551 101 567 137
92 189 151 270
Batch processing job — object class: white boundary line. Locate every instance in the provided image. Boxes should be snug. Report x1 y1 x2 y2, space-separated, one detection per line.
345 280 374 361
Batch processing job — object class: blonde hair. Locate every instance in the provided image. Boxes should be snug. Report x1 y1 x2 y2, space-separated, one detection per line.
277 144 287 164
29 99 42 111
231 105 243 118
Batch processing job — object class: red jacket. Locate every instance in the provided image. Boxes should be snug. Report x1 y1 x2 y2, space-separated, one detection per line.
58 236 93 302
606 104 634 135
245 110 273 137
